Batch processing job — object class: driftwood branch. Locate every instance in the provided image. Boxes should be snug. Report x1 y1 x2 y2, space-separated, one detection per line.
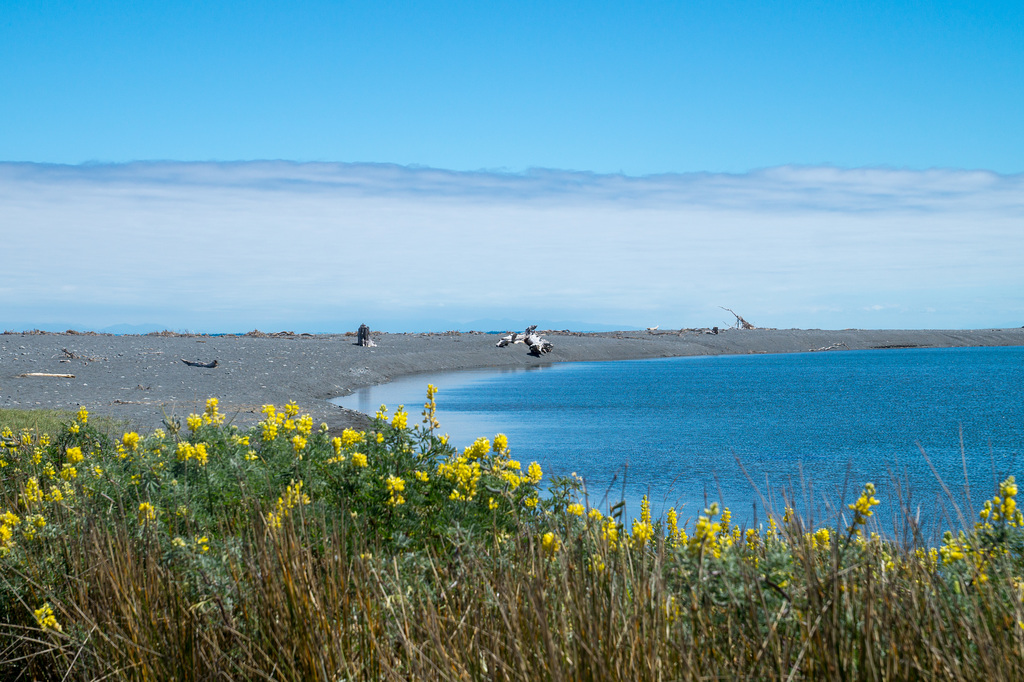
181 359 218 368
720 307 756 330
19 372 75 378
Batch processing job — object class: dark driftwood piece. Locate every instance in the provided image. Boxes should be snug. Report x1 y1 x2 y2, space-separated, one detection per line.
356 324 376 347
181 359 218 368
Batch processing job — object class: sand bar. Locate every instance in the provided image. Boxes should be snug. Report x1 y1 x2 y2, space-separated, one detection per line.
2 327 1022 434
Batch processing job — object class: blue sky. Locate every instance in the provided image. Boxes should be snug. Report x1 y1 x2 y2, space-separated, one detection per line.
1 1 1022 331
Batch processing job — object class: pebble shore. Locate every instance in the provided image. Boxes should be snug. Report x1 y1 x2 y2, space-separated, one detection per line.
2 327 1022 434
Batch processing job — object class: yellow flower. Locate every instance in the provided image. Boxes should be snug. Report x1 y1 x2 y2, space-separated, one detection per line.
138 502 157 522
34 603 61 632
244 450 258 462
42 462 56 479
68 422 80 434
464 438 490 460
341 429 364 447
60 463 77 481
489 497 499 510
524 496 539 509
542 531 560 555
76 406 88 424
493 433 509 453
414 470 429 482
813 527 831 551
171 536 187 548
204 397 225 424
187 414 203 431
589 507 604 521
66 446 84 464
847 482 880 534
527 462 543 484
631 519 654 546
261 419 278 441
194 535 210 553
23 477 44 506
386 475 406 506
284 401 300 418
567 503 585 517
376 433 384 444
122 432 140 451
193 443 209 466
291 435 307 455
352 452 368 468
91 465 103 478
391 407 408 430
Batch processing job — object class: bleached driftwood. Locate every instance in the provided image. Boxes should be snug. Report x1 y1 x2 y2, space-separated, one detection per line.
720 307 756 330
19 372 75 378
495 332 522 348
356 324 376 347
497 325 553 355
809 342 848 352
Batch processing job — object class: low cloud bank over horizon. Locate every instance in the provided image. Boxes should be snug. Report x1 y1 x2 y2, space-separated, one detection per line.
2 161 1022 332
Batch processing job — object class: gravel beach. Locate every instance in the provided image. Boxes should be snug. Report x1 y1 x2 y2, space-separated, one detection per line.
2 327 1022 434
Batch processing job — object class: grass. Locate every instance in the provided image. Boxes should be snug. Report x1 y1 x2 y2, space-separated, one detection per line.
3 388 1024 679
0 407 126 440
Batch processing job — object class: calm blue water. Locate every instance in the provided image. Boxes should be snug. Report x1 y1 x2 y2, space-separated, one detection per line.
333 347 1024 536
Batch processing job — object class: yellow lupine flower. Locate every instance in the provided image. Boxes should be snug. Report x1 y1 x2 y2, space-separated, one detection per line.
386 475 406 506
352 452 368 467
492 433 509 453
542 531 560 555
187 414 203 431
567 503 585 517
391 407 408 430
122 432 140 451
34 603 61 632
527 462 543 484
291 435 307 455
341 429 364 447
60 464 77 481
23 477 44 506
138 502 157 522
76 406 88 424
66 446 84 464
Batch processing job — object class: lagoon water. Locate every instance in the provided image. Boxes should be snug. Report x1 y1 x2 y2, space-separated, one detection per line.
333 347 1024 536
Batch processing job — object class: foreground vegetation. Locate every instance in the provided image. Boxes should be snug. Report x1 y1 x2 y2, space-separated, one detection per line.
3 388 1024 679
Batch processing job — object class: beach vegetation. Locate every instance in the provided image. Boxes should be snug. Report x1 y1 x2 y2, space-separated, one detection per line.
2 387 1024 678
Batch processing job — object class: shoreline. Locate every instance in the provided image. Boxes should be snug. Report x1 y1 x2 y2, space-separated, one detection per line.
2 327 1023 433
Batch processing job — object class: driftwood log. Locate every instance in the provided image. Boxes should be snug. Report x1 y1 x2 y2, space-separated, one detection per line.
356 324 376 347
181 359 218 368
497 325 553 356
